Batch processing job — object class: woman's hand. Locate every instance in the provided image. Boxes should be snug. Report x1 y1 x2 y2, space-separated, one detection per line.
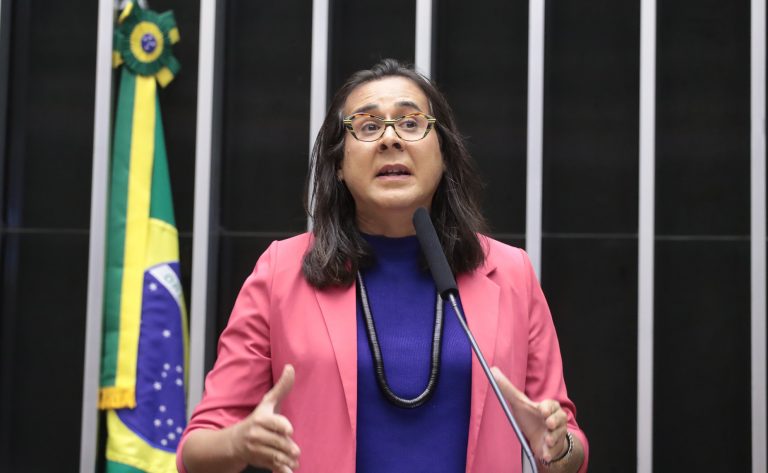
491 367 569 465
227 365 301 473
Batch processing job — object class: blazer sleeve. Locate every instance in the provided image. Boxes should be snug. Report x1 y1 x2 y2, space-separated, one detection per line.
519 248 590 472
176 241 279 473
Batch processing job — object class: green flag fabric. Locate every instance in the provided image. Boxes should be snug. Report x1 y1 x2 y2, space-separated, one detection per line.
99 3 187 472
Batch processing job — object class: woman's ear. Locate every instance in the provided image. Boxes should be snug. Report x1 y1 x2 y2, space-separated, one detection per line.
337 168 344 182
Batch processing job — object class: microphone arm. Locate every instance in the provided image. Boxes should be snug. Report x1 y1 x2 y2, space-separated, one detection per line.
444 290 539 473
412 207 539 473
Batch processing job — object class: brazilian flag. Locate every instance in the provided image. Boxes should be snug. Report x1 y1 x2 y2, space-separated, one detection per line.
99 3 187 472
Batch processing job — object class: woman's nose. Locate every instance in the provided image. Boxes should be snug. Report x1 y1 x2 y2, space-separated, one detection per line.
378 124 404 151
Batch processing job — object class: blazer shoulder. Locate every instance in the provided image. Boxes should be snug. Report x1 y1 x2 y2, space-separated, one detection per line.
480 234 530 272
273 232 313 253
264 232 313 274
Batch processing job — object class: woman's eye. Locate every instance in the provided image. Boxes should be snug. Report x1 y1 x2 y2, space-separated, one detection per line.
400 119 418 129
361 122 381 132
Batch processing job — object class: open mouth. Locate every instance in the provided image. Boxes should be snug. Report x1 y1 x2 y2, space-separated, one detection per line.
376 164 412 177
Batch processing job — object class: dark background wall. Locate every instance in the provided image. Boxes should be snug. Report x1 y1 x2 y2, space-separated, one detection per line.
541 1 641 471
0 1 759 472
0 0 200 471
653 1 751 471
0 1 96 470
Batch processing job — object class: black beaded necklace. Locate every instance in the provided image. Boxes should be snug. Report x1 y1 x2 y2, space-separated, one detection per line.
356 271 444 408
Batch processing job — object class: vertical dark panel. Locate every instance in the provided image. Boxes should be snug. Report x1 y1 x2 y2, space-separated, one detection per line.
654 241 751 471
1 234 89 472
656 2 750 236
433 0 528 237
542 0 640 234
541 1 640 470
219 0 311 233
541 237 638 471
217 0 312 336
3 1 96 229
328 0 415 94
0 0 95 470
655 1 751 470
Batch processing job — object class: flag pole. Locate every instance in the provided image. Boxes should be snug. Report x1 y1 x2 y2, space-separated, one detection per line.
80 0 115 471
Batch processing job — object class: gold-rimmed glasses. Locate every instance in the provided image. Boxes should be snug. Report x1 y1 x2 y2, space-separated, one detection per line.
343 112 437 142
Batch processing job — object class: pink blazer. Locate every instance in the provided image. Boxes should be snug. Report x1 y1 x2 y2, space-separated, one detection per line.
178 233 589 473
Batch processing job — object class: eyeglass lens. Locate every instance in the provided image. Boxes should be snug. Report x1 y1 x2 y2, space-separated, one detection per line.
349 114 431 142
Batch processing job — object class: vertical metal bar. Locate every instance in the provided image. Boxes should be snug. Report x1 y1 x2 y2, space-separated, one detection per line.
0 0 6 460
751 1 767 471
79 0 115 471
525 0 545 276
415 0 433 78
188 0 220 416
0 0 10 243
637 0 656 471
307 0 329 228
0 0 11 463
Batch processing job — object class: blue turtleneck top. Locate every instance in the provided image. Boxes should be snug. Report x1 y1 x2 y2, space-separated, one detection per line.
355 234 472 472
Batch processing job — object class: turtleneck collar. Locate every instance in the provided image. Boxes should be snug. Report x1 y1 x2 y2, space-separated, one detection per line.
361 233 421 265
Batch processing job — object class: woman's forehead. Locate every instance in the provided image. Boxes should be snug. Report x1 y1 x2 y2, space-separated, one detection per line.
344 76 429 116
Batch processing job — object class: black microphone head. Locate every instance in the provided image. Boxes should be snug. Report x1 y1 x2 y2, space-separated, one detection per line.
413 207 458 296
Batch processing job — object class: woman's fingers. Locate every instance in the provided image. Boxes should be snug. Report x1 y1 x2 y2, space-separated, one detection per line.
541 425 568 461
540 399 566 430
251 443 299 470
238 412 299 469
539 399 560 417
548 409 568 432
545 424 568 448
256 412 294 437
239 424 300 469
492 366 573 462
252 426 301 458
538 399 568 460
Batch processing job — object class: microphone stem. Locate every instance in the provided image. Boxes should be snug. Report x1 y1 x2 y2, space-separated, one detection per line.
446 292 539 473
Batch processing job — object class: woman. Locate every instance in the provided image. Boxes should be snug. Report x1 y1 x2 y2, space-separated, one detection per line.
178 59 589 473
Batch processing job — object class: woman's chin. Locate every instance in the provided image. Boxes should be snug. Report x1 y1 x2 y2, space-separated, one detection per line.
370 198 429 214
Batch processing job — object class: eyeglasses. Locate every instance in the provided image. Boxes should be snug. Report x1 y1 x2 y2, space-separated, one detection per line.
343 112 437 142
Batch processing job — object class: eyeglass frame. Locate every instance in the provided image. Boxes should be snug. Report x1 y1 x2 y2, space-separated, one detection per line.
342 112 438 142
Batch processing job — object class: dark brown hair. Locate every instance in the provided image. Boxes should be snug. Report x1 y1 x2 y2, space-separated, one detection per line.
302 58 487 288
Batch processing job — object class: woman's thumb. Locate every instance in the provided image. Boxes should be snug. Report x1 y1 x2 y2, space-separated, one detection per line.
262 364 295 410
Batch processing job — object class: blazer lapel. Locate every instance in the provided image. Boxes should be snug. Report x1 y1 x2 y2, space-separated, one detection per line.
310 259 500 469
457 261 499 472
315 283 358 438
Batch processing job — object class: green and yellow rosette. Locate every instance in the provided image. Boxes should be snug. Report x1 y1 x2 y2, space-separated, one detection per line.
113 1 180 87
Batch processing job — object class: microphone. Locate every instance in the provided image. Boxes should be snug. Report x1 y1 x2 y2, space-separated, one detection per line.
412 207 539 473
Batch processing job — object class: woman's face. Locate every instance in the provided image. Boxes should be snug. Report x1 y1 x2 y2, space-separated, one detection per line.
338 76 444 232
